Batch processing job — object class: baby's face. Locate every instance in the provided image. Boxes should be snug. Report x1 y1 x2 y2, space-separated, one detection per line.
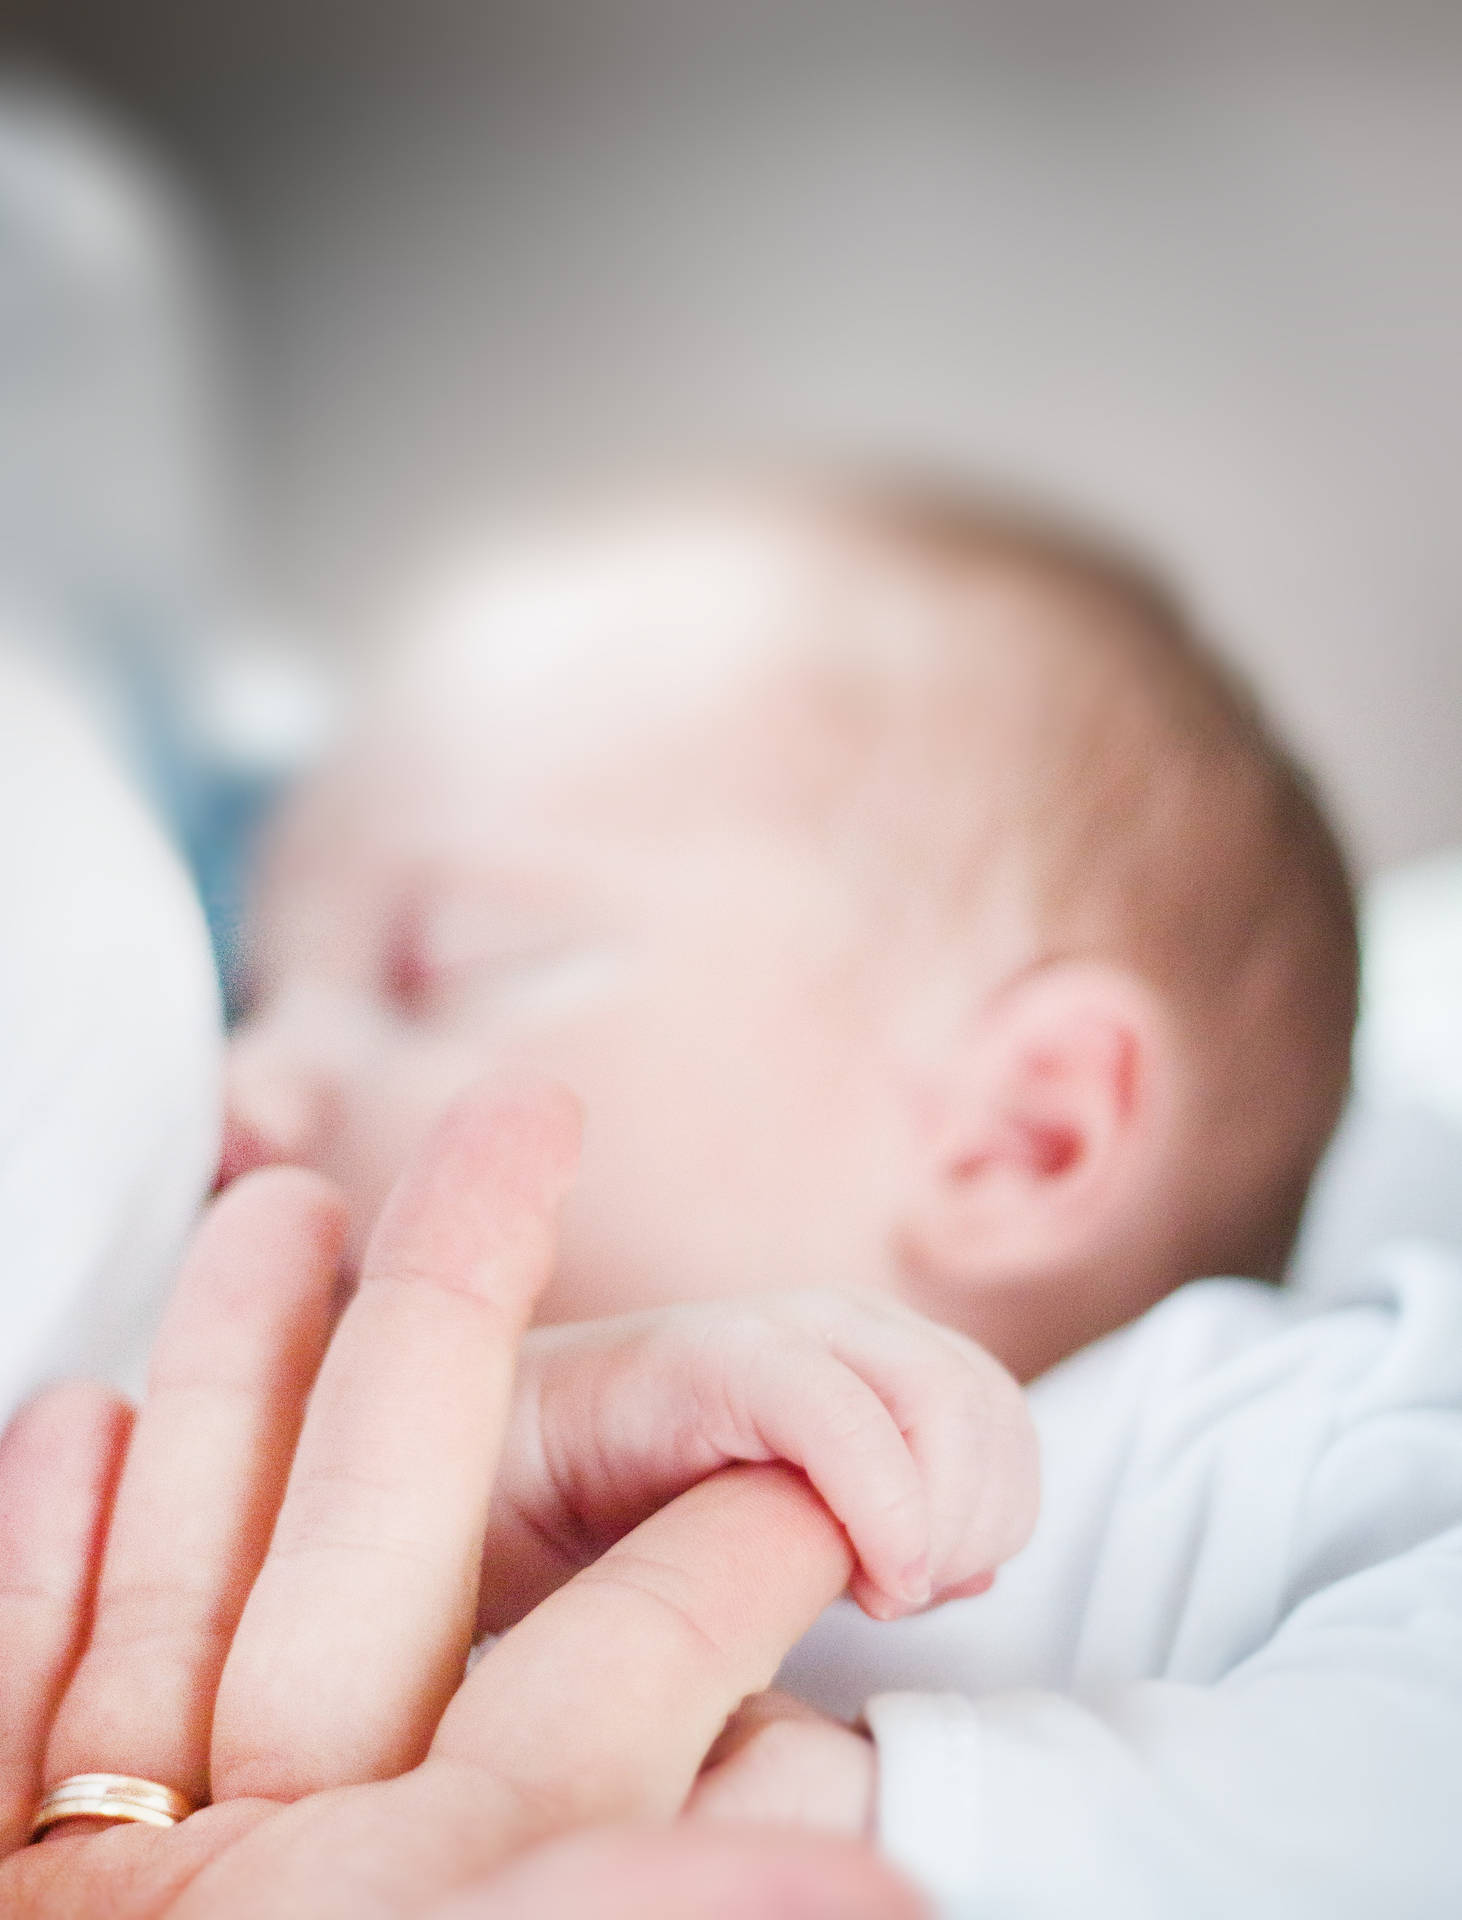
226 522 922 1322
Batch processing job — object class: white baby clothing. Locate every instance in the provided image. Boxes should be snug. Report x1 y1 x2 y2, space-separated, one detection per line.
781 1239 1462 1917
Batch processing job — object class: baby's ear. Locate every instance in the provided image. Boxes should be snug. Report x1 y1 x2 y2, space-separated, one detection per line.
898 960 1181 1307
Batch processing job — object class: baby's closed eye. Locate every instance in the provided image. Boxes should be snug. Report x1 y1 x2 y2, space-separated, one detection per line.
386 886 622 1022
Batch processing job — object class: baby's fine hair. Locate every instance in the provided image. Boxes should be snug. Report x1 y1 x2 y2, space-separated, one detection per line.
807 473 1360 1283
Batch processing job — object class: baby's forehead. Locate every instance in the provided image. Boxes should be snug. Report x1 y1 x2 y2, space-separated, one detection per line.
309 510 1075 932
390 492 1038 735
354 507 899 822
388 509 815 733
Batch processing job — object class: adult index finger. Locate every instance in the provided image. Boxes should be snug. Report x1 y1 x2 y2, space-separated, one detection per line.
433 1462 854 1836
211 1077 579 1803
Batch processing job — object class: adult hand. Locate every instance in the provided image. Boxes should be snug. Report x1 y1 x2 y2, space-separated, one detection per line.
0 1080 922 1918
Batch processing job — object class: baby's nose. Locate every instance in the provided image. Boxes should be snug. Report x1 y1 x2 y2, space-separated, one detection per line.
218 1044 338 1189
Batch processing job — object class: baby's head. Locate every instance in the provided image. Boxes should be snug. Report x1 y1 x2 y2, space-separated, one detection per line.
225 476 1357 1378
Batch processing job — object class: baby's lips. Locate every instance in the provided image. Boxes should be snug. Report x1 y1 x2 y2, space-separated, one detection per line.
214 1111 274 1191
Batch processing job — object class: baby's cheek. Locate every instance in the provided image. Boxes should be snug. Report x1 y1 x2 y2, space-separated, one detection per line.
330 1062 457 1264
532 1182 668 1323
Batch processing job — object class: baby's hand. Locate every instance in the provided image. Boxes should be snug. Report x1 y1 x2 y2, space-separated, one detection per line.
480 1291 1039 1632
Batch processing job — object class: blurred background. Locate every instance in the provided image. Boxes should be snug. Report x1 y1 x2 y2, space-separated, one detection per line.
4 0 1460 876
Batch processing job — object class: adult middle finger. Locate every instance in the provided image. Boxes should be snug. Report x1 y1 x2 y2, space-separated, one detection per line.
210 1077 579 1803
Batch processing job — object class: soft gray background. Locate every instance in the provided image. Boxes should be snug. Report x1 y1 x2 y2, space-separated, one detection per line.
10 0 1461 874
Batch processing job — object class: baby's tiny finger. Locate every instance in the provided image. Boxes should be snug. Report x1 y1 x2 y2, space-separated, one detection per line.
792 1298 1038 1598
0 1382 130 1854
736 1345 930 1613
936 1569 996 1603
920 1343 1038 1599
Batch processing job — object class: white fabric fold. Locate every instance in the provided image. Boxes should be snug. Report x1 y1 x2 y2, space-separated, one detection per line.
784 1243 1462 1917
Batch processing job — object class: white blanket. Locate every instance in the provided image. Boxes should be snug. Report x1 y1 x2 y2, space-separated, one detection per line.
0 646 219 1422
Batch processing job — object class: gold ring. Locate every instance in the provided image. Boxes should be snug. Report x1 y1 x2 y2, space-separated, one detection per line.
29 1774 195 1840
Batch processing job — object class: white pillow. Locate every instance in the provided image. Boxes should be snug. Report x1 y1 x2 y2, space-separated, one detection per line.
1290 849 1462 1293
1356 850 1462 1127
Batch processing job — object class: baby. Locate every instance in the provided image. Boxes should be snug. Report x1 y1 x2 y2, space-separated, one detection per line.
225 477 1354 1370
223 478 1462 1914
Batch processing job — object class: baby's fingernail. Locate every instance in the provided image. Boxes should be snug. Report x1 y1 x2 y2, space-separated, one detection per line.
899 1555 932 1606
943 1569 996 1602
